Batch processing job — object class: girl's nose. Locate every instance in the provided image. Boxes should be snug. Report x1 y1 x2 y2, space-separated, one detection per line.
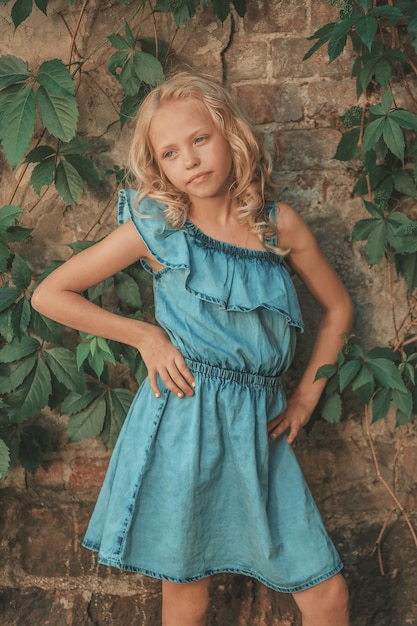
185 151 200 169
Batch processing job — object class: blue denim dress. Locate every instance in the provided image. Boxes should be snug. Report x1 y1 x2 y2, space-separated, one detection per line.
82 189 343 592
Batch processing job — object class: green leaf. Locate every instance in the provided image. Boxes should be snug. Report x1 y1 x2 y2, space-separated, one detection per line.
0 353 37 394
11 296 31 337
365 221 387 265
395 408 414 427
315 363 338 380
30 157 56 195
87 277 112 302
383 117 405 163
61 387 103 415
0 285 20 312
67 395 106 442
124 20 135 48
396 252 417 291
0 438 10 481
108 33 130 50
352 364 375 402
101 388 133 448
120 91 143 128
362 117 385 153
0 309 13 342
25 145 55 162
45 347 86 394
59 137 92 155
0 55 32 88
367 357 407 391
355 15 378 51
0 205 23 231
114 271 142 308
321 392 342 423
34 0 49 14
11 254 31 290
108 50 129 77
63 154 100 183
392 387 413 417
11 0 33 28
367 346 401 362
374 58 391 88
36 59 75 96
0 84 36 167
7 357 52 422
392 169 417 196
339 359 362 392
30 309 62 343
5 225 32 242
0 241 10 272
55 160 83 204
19 424 52 474
132 51 164 87
36 85 78 142
371 386 391 423
352 218 379 242
0 335 40 362
390 110 417 131
334 128 360 161
76 341 90 370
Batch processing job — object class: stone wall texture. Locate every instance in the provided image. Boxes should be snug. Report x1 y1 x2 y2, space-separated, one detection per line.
1 1 417 625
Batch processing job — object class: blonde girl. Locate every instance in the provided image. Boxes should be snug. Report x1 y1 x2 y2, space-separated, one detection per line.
33 72 353 626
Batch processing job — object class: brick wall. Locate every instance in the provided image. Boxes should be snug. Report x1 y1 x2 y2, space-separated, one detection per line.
1 1 417 625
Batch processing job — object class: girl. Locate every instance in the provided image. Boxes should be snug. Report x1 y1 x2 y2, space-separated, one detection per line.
32 72 353 626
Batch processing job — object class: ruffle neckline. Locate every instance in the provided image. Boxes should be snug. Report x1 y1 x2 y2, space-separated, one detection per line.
118 189 304 330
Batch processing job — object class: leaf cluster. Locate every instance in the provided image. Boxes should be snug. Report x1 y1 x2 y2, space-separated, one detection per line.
0 207 150 480
316 337 417 428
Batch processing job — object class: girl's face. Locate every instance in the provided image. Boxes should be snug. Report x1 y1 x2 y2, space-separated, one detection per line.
148 98 234 208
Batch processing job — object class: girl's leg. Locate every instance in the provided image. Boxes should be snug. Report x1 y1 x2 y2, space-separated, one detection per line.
162 577 211 626
292 573 350 626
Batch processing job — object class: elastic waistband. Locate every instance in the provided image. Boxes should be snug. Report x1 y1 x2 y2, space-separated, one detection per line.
185 358 281 388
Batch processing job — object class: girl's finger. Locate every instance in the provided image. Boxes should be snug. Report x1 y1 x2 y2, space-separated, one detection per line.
148 371 162 399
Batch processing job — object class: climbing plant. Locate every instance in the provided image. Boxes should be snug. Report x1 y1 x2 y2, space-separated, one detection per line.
305 0 417 568
0 0 246 481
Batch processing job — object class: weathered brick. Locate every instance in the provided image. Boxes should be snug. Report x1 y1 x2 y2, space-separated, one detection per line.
69 456 109 492
26 458 67 489
223 42 269 81
18 502 93 577
275 129 342 171
311 0 340 28
272 37 353 80
304 79 358 123
243 0 308 34
236 83 304 124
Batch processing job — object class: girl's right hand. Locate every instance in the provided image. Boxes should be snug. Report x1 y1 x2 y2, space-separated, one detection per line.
137 325 195 399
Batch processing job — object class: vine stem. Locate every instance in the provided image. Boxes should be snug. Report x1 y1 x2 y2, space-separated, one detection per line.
68 0 90 67
7 129 47 206
364 404 417 555
386 256 400 345
83 184 120 240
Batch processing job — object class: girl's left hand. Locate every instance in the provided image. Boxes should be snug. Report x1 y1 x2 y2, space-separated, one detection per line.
267 396 313 445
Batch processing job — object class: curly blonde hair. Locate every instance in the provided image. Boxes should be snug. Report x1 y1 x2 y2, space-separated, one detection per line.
128 72 285 255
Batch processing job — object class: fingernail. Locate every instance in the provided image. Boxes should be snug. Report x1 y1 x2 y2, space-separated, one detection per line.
191 381 196 388
155 392 160 398
177 392 183 398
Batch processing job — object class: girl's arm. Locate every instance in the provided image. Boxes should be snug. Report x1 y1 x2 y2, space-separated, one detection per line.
31 221 195 399
267 204 354 444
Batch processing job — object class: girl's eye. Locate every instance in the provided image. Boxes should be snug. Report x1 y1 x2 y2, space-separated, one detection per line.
164 150 176 158
194 136 207 144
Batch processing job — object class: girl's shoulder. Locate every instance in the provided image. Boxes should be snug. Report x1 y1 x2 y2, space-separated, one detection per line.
274 202 311 253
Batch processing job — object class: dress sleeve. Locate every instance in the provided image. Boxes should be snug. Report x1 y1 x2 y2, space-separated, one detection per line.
117 189 189 271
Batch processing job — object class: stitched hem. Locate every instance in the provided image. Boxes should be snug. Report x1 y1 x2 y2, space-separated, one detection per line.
82 541 343 593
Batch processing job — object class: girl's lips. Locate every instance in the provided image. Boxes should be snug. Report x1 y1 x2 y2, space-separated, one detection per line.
187 171 210 184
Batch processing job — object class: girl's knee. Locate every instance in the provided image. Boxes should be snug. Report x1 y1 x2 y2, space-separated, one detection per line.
293 573 349 618
162 578 210 625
